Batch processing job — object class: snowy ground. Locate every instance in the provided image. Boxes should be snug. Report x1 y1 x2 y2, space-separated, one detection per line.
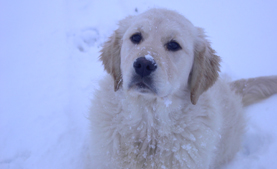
1 0 277 168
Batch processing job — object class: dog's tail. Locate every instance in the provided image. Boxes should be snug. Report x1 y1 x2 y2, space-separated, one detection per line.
230 76 277 106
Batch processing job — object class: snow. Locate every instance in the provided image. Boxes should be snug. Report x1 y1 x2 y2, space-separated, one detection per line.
145 54 155 64
0 0 277 168
163 97 172 107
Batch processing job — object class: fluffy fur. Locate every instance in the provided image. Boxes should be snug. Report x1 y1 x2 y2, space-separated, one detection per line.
88 9 277 169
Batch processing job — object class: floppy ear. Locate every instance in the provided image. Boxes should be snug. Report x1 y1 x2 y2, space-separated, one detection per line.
100 16 133 91
189 28 221 105
100 29 122 91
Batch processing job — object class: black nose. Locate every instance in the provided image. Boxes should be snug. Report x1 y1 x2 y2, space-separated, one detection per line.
133 56 157 78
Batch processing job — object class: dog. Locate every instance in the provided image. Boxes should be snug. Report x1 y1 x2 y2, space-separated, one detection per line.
88 8 277 169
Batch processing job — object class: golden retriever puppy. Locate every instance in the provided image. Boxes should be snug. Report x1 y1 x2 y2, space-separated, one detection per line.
88 8 277 169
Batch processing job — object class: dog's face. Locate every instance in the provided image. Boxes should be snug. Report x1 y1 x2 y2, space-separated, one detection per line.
100 9 220 104
120 11 196 98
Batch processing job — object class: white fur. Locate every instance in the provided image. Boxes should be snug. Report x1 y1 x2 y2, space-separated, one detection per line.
88 9 246 169
89 76 245 169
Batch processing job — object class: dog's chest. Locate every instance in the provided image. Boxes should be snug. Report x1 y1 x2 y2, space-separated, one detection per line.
109 99 218 168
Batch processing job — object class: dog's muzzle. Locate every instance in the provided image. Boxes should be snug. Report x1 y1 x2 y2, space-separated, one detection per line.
129 56 157 94
133 56 157 78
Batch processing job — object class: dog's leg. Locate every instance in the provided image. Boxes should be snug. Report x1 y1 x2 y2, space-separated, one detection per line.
230 76 277 106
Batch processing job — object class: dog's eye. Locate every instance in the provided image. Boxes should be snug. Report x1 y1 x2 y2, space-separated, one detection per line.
130 33 142 44
166 41 182 51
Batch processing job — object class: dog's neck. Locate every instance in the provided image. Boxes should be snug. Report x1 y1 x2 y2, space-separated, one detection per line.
109 88 203 167
117 88 192 136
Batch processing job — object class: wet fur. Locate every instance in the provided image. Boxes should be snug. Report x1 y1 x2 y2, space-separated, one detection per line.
89 8 277 169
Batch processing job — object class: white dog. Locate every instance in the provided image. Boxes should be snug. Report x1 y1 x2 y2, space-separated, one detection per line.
88 8 277 169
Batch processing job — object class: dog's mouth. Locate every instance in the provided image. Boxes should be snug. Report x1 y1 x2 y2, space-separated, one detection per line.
136 82 149 89
128 76 157 94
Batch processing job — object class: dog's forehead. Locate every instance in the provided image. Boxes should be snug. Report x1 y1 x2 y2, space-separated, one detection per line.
130 19 181 38
127 9 195 38
137 9 192 28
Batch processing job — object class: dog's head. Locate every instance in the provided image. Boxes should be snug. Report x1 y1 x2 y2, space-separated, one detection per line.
100 9 220 105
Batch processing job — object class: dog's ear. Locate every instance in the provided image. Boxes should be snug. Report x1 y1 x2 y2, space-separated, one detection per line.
189 28 221 105
100 16 133 91
100 30 122 91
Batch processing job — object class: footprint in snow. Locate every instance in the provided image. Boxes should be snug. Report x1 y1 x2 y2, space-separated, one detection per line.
74 28 99 52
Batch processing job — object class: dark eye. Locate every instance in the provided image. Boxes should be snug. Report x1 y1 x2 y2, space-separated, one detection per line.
166 41 182 51
130 33 142 44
